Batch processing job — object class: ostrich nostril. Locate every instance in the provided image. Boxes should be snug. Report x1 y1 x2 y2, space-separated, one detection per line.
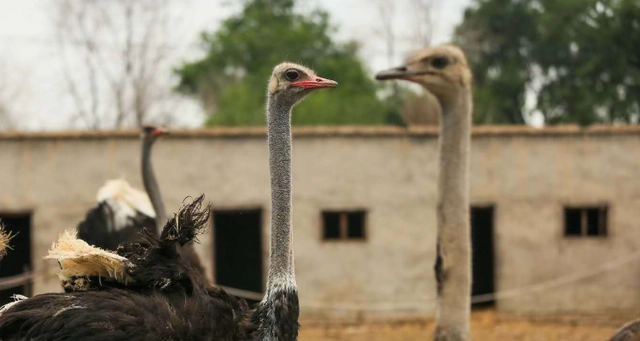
397 66 407 72
316 78 323 82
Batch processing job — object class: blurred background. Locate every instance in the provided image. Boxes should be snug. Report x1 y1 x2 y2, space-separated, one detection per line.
0 0 639 340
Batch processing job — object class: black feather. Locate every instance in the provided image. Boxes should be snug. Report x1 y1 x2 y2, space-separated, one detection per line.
77 202 155 251
0 195 293 341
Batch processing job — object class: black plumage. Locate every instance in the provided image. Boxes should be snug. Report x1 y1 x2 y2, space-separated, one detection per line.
0 63 333 341
77 201 155 251
0 195 257 341
0 289 251 341
76 125 207 277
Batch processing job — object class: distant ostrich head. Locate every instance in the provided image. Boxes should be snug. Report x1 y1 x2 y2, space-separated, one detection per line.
267 62 338 106
376 44 472 102
141 125 169 139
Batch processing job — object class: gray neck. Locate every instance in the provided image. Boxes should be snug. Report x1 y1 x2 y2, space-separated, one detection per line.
142 137 167 233
265 95 296 289
438 93 472 230
434 89 473 341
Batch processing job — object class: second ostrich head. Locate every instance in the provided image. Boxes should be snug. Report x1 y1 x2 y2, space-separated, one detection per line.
376 44 472 102
141 125 169 140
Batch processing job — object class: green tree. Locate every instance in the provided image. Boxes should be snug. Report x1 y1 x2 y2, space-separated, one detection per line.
455 0 640 125
175 0 397 126
455 0 538 124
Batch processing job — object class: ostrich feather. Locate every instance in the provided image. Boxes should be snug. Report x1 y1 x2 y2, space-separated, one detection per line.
45 230 133 291
96 179 156 224
0 223 13 259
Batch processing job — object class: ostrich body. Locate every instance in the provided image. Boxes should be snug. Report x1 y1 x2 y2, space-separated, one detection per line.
76 126 167 250
0 196 251 340
77 179 155 250
0 63 336 341
377 45 473 341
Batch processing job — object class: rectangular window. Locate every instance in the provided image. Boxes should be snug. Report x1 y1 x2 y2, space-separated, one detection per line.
564 206 608 237
322 211 366 241
0 213 33 305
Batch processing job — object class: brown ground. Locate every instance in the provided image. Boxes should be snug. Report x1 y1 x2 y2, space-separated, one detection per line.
300 309 621 341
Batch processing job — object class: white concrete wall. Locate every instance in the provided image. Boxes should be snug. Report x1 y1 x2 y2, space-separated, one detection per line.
0 127 638 317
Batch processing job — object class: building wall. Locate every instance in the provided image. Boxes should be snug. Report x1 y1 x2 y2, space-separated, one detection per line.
473 134 640 314
0 127 638 317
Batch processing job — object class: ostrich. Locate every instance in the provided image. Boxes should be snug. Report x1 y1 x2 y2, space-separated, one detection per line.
76 126 168 251
248 62 336 340
610 320 640 341
377 44 473 341
0 62 336 341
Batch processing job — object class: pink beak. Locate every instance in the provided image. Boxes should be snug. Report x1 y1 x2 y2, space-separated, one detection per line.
291 76 338 89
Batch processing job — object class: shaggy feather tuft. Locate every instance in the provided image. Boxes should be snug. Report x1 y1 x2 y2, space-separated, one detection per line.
160 194 210 247
0 223 14 260
114 195 211 295
45 230 133 291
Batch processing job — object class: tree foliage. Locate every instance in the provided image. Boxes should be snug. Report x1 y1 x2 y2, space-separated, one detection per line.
175 0 396 126
455 0 640 125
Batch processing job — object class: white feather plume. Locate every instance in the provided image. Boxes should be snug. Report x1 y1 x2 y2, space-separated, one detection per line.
96 179 156 229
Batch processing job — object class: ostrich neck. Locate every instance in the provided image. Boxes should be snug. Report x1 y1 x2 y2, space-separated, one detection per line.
434 89 473 341
142 139 167 233
252 95 300 341
266 96 296 289
438 93 471 228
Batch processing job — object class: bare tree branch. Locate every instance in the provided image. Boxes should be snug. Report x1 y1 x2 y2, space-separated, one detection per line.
0 59 28 131
53 0 185 130
409 0 440 47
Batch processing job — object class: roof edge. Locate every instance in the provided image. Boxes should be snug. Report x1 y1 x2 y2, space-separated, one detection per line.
0 125 638 140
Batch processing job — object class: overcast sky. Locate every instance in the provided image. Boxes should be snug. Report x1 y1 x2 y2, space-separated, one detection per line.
0 0 472 131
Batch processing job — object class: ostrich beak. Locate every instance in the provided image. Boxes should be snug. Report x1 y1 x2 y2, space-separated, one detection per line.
376 66 436 81
150 127 169 136
375 65 410 81
291 76 338 89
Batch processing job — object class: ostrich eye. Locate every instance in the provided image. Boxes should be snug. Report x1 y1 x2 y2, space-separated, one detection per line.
431 57 449 69
284 69 300 81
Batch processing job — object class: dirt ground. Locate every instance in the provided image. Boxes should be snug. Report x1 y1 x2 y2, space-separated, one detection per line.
300 309 621 341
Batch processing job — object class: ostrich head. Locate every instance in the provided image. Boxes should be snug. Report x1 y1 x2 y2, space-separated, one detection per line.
141 125 169 139
267 62 338 107
376 44 472 102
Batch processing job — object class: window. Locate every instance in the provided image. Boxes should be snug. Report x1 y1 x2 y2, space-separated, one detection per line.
322 211 366 241
0 213 32 305
564 206 608 237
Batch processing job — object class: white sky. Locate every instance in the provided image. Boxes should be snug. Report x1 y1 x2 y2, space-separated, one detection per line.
0 0 472 131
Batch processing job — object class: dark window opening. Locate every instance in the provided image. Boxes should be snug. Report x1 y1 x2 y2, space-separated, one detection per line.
323 213 341 240
471 206 495 308
565 208 582 236
0 214 32 305
322 211 366 241
213 209 262 305
564 206 608 237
